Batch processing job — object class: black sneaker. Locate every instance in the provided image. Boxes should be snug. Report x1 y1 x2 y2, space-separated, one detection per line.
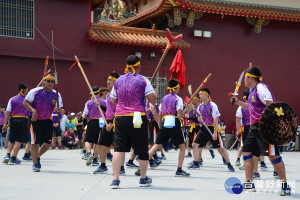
175 170 190 177
139 176 152 187
280 184 291 196
209 149 215 159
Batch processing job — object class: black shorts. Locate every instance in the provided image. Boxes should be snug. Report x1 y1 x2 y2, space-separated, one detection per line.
0 125 6 137
53 126 61 137
114 115 148 155
8 118 29 143
188 125 200 148
98 120 114 147
31 119 53 145
242 123 280 157
85 119 101 144
155 118 185 146
148 120 158 144
194 126 224 148
241 125 250 144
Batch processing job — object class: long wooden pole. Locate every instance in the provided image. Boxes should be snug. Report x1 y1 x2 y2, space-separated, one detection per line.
36 56 49 87
74 55 108 126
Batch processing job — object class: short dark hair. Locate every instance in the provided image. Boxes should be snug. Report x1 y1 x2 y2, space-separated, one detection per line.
245 66 262 82
18 83 27 91
92 85 99 94
0 104 5 108
200 88 210 95
107 71 120 79
126 55 140 66
168 78 179 88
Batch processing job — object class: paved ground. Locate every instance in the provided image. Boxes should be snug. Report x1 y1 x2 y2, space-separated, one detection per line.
0 148 299 200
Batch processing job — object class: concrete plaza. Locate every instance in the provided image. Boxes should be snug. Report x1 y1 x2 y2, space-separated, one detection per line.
0 148 299 200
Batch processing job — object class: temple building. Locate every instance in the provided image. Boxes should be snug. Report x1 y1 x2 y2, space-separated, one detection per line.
1 0 299 128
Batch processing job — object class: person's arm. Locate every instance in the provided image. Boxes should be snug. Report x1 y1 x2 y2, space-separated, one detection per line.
157 111 162 128
212 116 218 140
23 99 38 121
230 96 248 109
236 117 242 138
2 111 10 133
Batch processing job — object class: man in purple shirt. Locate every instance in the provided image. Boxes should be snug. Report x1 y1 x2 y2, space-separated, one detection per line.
0 104 6 148
231 66 290 196
94 72 120 174
110 55 156 189
50 107 63 149
82 85 106 166
2 84 29 165
23 74 63 172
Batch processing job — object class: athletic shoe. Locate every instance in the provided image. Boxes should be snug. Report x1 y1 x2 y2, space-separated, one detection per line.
239 166 244 170
252 172 261 180
139 176 152 187
9 157 20 165
86 153 94 166
58 146 64 150
209 150 215 159
199 159 203 166
51 146 55 149
106 154 113 162
3 155 10 164
80 150 86 157
222 157 227 165
273 171 279 179
135 157 139 161
120 168 126 176
92 159 99 166
93 166 108 174
227 163 235 172
243 180 256 192
175 170 190 177
126 162 139 168
187 162 200 169
110 180 120 189
260 162 267 170
135 168 141 176
158 154 166 160
280 185 291 196
149 159 161 168
185 152 192 158
32 163 40 172
22 155 32 161
37 158 41 168
235 159 241 166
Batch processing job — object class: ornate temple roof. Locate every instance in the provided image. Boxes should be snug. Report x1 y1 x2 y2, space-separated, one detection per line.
88 24 190 49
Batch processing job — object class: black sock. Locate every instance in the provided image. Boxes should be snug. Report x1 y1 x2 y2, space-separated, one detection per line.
107 153 112 156
128 159 133 164
194 161 199 165
237 158 240 161
93 158 97 162
7 153 10 157
261 161 265 164
24 153 29 156
12 156 16 159
282 182 288 188
149 159 153 164
153 154 158 159
177 167 182 171
101 163 106 167
121 166 124 170
161 153 165 156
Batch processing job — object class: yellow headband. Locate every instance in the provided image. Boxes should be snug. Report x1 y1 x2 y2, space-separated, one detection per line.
44 75 55 81
124 61 140 75
108 76 117 81
199 91 212 101
245 72 263 81
243 95 247 99
90 89 100 95
100 90 109 95
167 84 180 92
193 96 201 101
19 88 28 96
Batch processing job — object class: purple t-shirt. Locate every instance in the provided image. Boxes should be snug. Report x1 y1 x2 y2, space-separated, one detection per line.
198 102 220 125
105 92 115 120
51 112 62 124
7 94 28 117
241 107 250 126
248 83 275 124
0 112 4 125
83 97 106 120
160 93 178 116
25 87 63 120
111 73 154 115
188 105 200 125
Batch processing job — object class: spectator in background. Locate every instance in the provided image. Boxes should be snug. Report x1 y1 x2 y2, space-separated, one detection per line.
60 109 68 138
220 120 227 149
62 128 78 149
70 112 78 135
231 123 237 149
76 112 84 148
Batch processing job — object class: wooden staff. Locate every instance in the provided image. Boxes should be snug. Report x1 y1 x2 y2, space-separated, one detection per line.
150 28 182 84
229 138 239 151
183 73 212 113
74 55 108 127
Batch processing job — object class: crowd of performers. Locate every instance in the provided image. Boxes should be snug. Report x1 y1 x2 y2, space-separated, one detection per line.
0 54 291 195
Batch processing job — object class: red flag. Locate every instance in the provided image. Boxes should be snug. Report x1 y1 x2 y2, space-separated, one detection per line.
169 50 186 89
